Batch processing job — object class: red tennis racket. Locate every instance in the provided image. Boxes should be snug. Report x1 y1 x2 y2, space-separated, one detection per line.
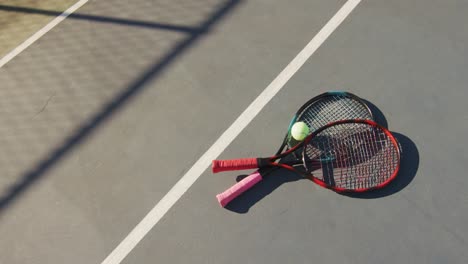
215 91 375 207
213 119 400 205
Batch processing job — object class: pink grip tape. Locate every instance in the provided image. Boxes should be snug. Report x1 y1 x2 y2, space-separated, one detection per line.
212 158 258 173
216 171 263 207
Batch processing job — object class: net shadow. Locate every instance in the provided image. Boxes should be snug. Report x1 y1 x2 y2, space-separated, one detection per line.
0 0 243 213
0 4 200 33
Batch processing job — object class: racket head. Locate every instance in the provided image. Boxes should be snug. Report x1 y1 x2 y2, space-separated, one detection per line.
285 91 374 150
301 119 400 192
213 92 375 207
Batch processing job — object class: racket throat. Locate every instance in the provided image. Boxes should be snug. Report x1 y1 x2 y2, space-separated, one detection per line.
257 158 272 168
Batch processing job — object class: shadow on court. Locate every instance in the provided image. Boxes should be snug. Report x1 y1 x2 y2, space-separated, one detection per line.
0 0 244 214
225 170 303 214
344 132 419 199
363 99 388 128
0 4 200 33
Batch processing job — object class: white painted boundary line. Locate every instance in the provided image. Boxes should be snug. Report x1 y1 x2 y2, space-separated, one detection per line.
100 0 361 263
0 0 90 68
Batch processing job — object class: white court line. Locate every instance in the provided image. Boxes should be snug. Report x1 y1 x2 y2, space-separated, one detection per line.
101 0 362 263
0 0 90 68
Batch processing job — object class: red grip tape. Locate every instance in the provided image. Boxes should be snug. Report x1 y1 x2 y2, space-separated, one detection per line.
212 158 259 173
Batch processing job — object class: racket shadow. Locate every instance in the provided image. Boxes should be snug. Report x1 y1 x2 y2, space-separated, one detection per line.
343 132 419 198
224 170 303 213
362 99 388 129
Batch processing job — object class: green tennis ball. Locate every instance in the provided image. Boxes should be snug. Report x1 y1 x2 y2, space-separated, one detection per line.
291 121 310 141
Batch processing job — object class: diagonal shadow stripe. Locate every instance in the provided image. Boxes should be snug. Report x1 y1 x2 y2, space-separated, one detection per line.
0 0 243 213
0 4 202 34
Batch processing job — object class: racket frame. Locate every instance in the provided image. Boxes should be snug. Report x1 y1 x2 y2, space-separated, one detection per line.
215 91 376 207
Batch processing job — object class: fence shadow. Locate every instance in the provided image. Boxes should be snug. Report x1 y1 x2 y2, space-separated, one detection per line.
0 0 243 213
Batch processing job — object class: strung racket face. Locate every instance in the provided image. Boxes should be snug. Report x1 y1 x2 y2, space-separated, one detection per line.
213 120 400 193
215 92 374 207
301 120 400 192
286 91 373 149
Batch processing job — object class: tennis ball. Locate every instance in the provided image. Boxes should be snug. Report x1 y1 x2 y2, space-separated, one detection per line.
291 121 310 141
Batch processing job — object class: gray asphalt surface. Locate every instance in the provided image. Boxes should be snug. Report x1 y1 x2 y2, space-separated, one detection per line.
1 0 467 263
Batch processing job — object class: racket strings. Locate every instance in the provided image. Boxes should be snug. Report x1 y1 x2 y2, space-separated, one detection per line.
304 123 399 190
341 127 395 189
297 95 372 131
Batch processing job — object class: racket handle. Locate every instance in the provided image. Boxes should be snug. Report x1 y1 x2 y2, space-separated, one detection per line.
216 171 263 207
212 158 259 173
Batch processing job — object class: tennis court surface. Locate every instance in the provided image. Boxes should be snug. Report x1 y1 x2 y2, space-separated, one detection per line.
1 0 467 263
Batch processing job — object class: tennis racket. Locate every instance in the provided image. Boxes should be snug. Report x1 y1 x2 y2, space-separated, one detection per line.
215 91 374 207
213 119 400 195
